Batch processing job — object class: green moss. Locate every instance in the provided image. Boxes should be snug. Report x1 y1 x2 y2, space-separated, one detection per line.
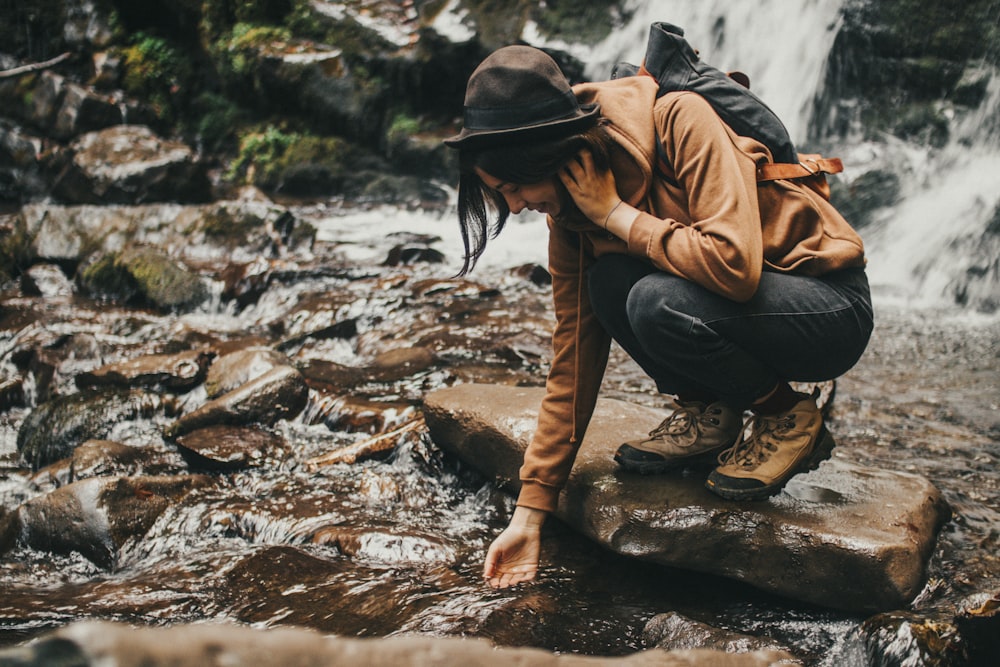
529 0 629 45
225 124 360 192
226 125 296 184
284 0 393 55
121 32 194 121
387 113 421 144
187 91 247 152
79 252 139 302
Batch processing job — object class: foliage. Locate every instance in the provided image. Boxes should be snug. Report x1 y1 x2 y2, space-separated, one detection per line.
121 32 194 122
529 0 630 45
284 0 394 55
187 92 249 153
222 22 292 76
386 113 422 146
225 125 358 192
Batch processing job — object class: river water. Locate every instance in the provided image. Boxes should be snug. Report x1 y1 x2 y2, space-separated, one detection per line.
1 199 997 665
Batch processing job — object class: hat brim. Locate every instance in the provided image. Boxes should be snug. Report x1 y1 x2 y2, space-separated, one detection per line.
444 103 600 150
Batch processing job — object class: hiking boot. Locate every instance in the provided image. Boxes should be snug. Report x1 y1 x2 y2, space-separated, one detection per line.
705 393 835 501
615 400 742 474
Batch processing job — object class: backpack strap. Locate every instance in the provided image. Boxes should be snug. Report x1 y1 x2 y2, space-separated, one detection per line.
756 155 843 182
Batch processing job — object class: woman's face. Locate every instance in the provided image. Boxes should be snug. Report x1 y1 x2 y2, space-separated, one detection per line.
474 167 566 217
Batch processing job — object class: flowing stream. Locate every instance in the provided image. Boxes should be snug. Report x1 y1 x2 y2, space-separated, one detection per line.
1 1 999 665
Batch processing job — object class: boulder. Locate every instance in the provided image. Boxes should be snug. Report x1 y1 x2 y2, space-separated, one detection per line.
422 384 951 613
15 474 213 568
168 365 309 436
51 125 210 204
76 349 214 392
30 439 152 488
174 425 286 471
2 620 796 666
643 612 789 654
80 247 209 310
16 388 172 470
204 347 291 399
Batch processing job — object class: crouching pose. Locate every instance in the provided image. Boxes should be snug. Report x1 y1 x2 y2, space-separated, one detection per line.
444 46 873 589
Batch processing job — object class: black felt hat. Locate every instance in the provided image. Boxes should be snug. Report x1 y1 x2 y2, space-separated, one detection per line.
444 45 600 149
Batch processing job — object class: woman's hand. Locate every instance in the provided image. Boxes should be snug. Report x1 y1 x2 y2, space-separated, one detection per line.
559 150 637 237
483 506 545 589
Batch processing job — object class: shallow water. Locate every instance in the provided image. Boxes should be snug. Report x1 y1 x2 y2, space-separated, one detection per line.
0 205 998 665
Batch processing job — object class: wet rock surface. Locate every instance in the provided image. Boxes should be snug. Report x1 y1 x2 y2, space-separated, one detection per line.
423 384 951 613
174 425 286 471
51 125 211 205
0 620 796 666
15 474 213 568
16 389 173 470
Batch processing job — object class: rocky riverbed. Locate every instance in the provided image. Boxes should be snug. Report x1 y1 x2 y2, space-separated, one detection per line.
1 191 998 666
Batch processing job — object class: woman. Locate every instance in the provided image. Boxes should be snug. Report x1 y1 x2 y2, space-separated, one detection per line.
444 46 873 590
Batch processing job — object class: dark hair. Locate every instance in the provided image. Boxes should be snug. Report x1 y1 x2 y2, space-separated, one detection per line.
455 124 615 275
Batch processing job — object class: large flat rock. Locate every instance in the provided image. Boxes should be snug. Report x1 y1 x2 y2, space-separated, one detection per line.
423 384 951 613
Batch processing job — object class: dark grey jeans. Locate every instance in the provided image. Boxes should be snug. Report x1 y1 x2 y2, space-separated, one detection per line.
587 254 874 408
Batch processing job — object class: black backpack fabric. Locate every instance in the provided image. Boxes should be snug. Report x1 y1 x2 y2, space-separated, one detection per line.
611 22 799 165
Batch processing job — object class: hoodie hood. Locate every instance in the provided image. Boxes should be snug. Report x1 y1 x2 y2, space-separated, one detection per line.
550 76 661 231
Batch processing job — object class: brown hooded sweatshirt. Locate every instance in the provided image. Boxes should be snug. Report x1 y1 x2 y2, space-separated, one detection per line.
515 76 866 513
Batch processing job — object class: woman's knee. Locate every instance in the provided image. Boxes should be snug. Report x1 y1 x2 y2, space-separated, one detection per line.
587 254 650 319
625 275 703 349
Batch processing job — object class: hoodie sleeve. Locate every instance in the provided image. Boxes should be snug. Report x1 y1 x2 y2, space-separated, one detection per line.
516 220 612 513
626 91 764 302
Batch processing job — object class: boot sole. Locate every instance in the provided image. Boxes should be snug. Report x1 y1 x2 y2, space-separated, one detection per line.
705 426 836 501
615 447 726 475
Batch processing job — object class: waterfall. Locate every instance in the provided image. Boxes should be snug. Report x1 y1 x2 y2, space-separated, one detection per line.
574 0 1000 312
584 0 846 146
849 74 1000 311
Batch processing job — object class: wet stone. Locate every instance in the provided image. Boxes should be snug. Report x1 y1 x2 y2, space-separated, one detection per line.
423 383 952 613
16 388 173 470
116 247 209 311
0 376 24 410
51 125 211 205
15 474 214 568
954 592 1000 664
21 263 74 297
204 347 291 399
169 365 309 437
75 349 214 393
174 425 286 471
301 347 435 394
275 318 358 352
509 263 553 287
383 244 445 266
0 620 799 667
30 439 153 489
643 612 789 654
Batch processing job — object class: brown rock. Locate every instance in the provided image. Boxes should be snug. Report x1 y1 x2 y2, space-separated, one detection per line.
423 384 951 613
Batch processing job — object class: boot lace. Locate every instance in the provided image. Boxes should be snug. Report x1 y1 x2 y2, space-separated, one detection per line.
645 404 701 447
718 413 795 469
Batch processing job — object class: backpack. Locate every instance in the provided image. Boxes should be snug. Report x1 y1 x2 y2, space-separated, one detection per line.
611 22 842 200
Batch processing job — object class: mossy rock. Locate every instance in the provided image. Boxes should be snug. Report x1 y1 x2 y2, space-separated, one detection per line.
79 247 208 310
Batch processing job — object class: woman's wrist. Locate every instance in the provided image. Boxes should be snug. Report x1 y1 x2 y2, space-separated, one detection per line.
602 200 640 239
510 505 547 529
